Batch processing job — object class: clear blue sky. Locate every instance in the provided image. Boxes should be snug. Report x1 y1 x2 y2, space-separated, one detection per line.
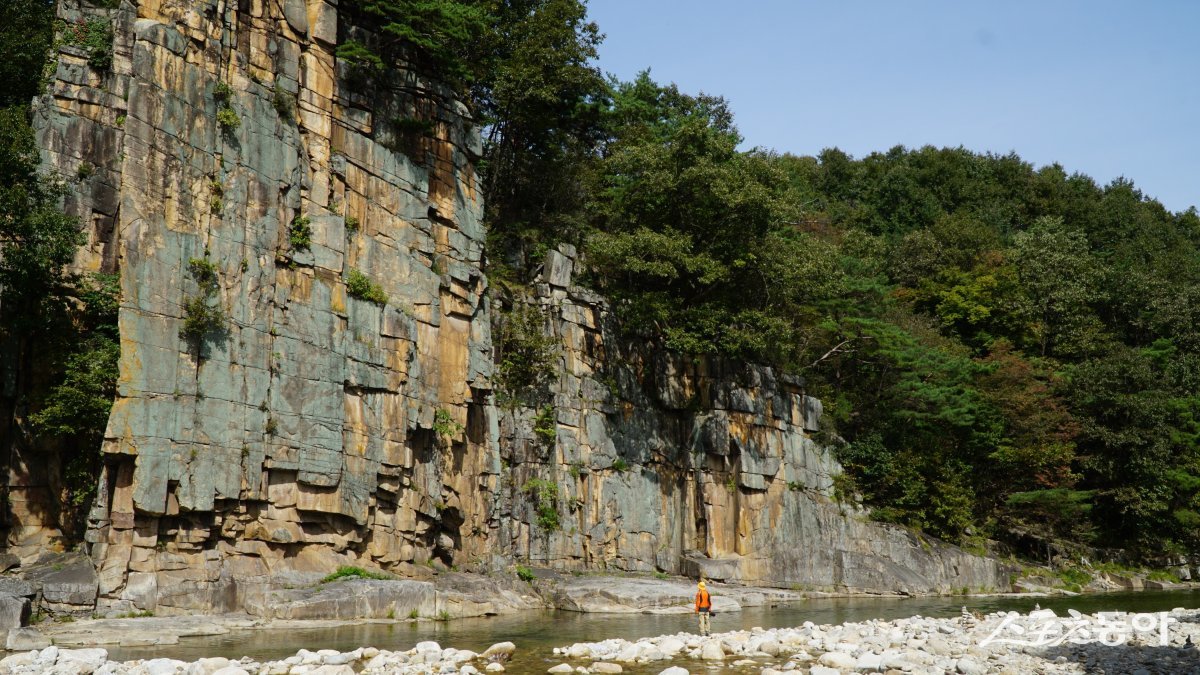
587 1 1199 213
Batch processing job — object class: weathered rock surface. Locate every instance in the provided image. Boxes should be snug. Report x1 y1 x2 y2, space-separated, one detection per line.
5 626 51 651
0 596 29 632
21 553 99 616
247 574 538 620
8 0 1008 616
549 577 796 614
25 0 493 615
40 614 248 648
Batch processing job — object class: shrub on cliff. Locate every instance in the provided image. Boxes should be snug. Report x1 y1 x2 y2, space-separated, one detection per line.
522 478 560 532
493 303 557 407
180 256 227 346
347 268 388 305
61 19 113 71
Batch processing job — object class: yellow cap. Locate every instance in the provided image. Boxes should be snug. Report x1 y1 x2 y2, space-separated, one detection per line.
698 581 706 589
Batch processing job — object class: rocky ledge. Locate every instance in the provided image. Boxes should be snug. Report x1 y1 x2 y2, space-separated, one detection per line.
544 575 805 614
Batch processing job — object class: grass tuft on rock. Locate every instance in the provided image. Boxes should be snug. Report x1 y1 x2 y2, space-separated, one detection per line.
320 565 392 583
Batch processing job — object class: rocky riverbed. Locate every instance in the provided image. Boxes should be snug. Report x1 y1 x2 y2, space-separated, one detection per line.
0 640 519 675
552 607 1200 674
4 608 1200 674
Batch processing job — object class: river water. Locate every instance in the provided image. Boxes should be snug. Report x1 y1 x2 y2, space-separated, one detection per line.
107 589 1200 671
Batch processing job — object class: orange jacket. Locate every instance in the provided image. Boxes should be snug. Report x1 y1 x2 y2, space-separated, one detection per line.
695 588 711 611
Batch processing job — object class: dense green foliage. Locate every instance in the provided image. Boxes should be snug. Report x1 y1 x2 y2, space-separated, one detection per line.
493 302 557 406
60 18 113 71
0 0 56 106
1 0 119 526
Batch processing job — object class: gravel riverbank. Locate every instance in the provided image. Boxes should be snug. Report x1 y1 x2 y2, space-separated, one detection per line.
553 607 1200 674
3 608 1200 674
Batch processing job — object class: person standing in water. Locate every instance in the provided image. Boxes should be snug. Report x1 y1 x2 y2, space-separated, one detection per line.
694 580 713 636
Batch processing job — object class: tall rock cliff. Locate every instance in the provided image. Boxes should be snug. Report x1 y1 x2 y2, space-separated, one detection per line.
31 0 494 613
16 0 1008 615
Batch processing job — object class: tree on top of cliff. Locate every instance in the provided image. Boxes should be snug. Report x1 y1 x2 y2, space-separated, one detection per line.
473 0 605 256
0 0 55 107
336 1 607 267
337 0 490 86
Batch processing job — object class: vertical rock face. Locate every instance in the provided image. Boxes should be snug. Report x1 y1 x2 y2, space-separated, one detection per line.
34 0 494 613
23 0 1006 613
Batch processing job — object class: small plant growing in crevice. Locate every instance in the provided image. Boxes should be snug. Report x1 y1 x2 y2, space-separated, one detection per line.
830 472 857 504
180 256 226 345
611 457 629 473
725 475 737 493
216 106 240 131
432 408 464 438
392 116 435 137
494 303 558 408
210 196 223 213
436 609 451 622
76 162 94 179
288 215 311 249
213 82 234 103
522 478 560 532
533 406 557 445
345 215 359 233
320 565 391 583
408 609 419 619
213 82 240 132
272 87 295 121
347 268 388 305
62 18 114 70
515 564 535 582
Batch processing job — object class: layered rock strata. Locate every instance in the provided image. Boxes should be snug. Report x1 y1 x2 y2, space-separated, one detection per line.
12 0 1007 616
31 0 493 614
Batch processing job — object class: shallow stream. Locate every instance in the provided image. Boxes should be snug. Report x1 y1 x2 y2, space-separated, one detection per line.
106 589 1200 672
